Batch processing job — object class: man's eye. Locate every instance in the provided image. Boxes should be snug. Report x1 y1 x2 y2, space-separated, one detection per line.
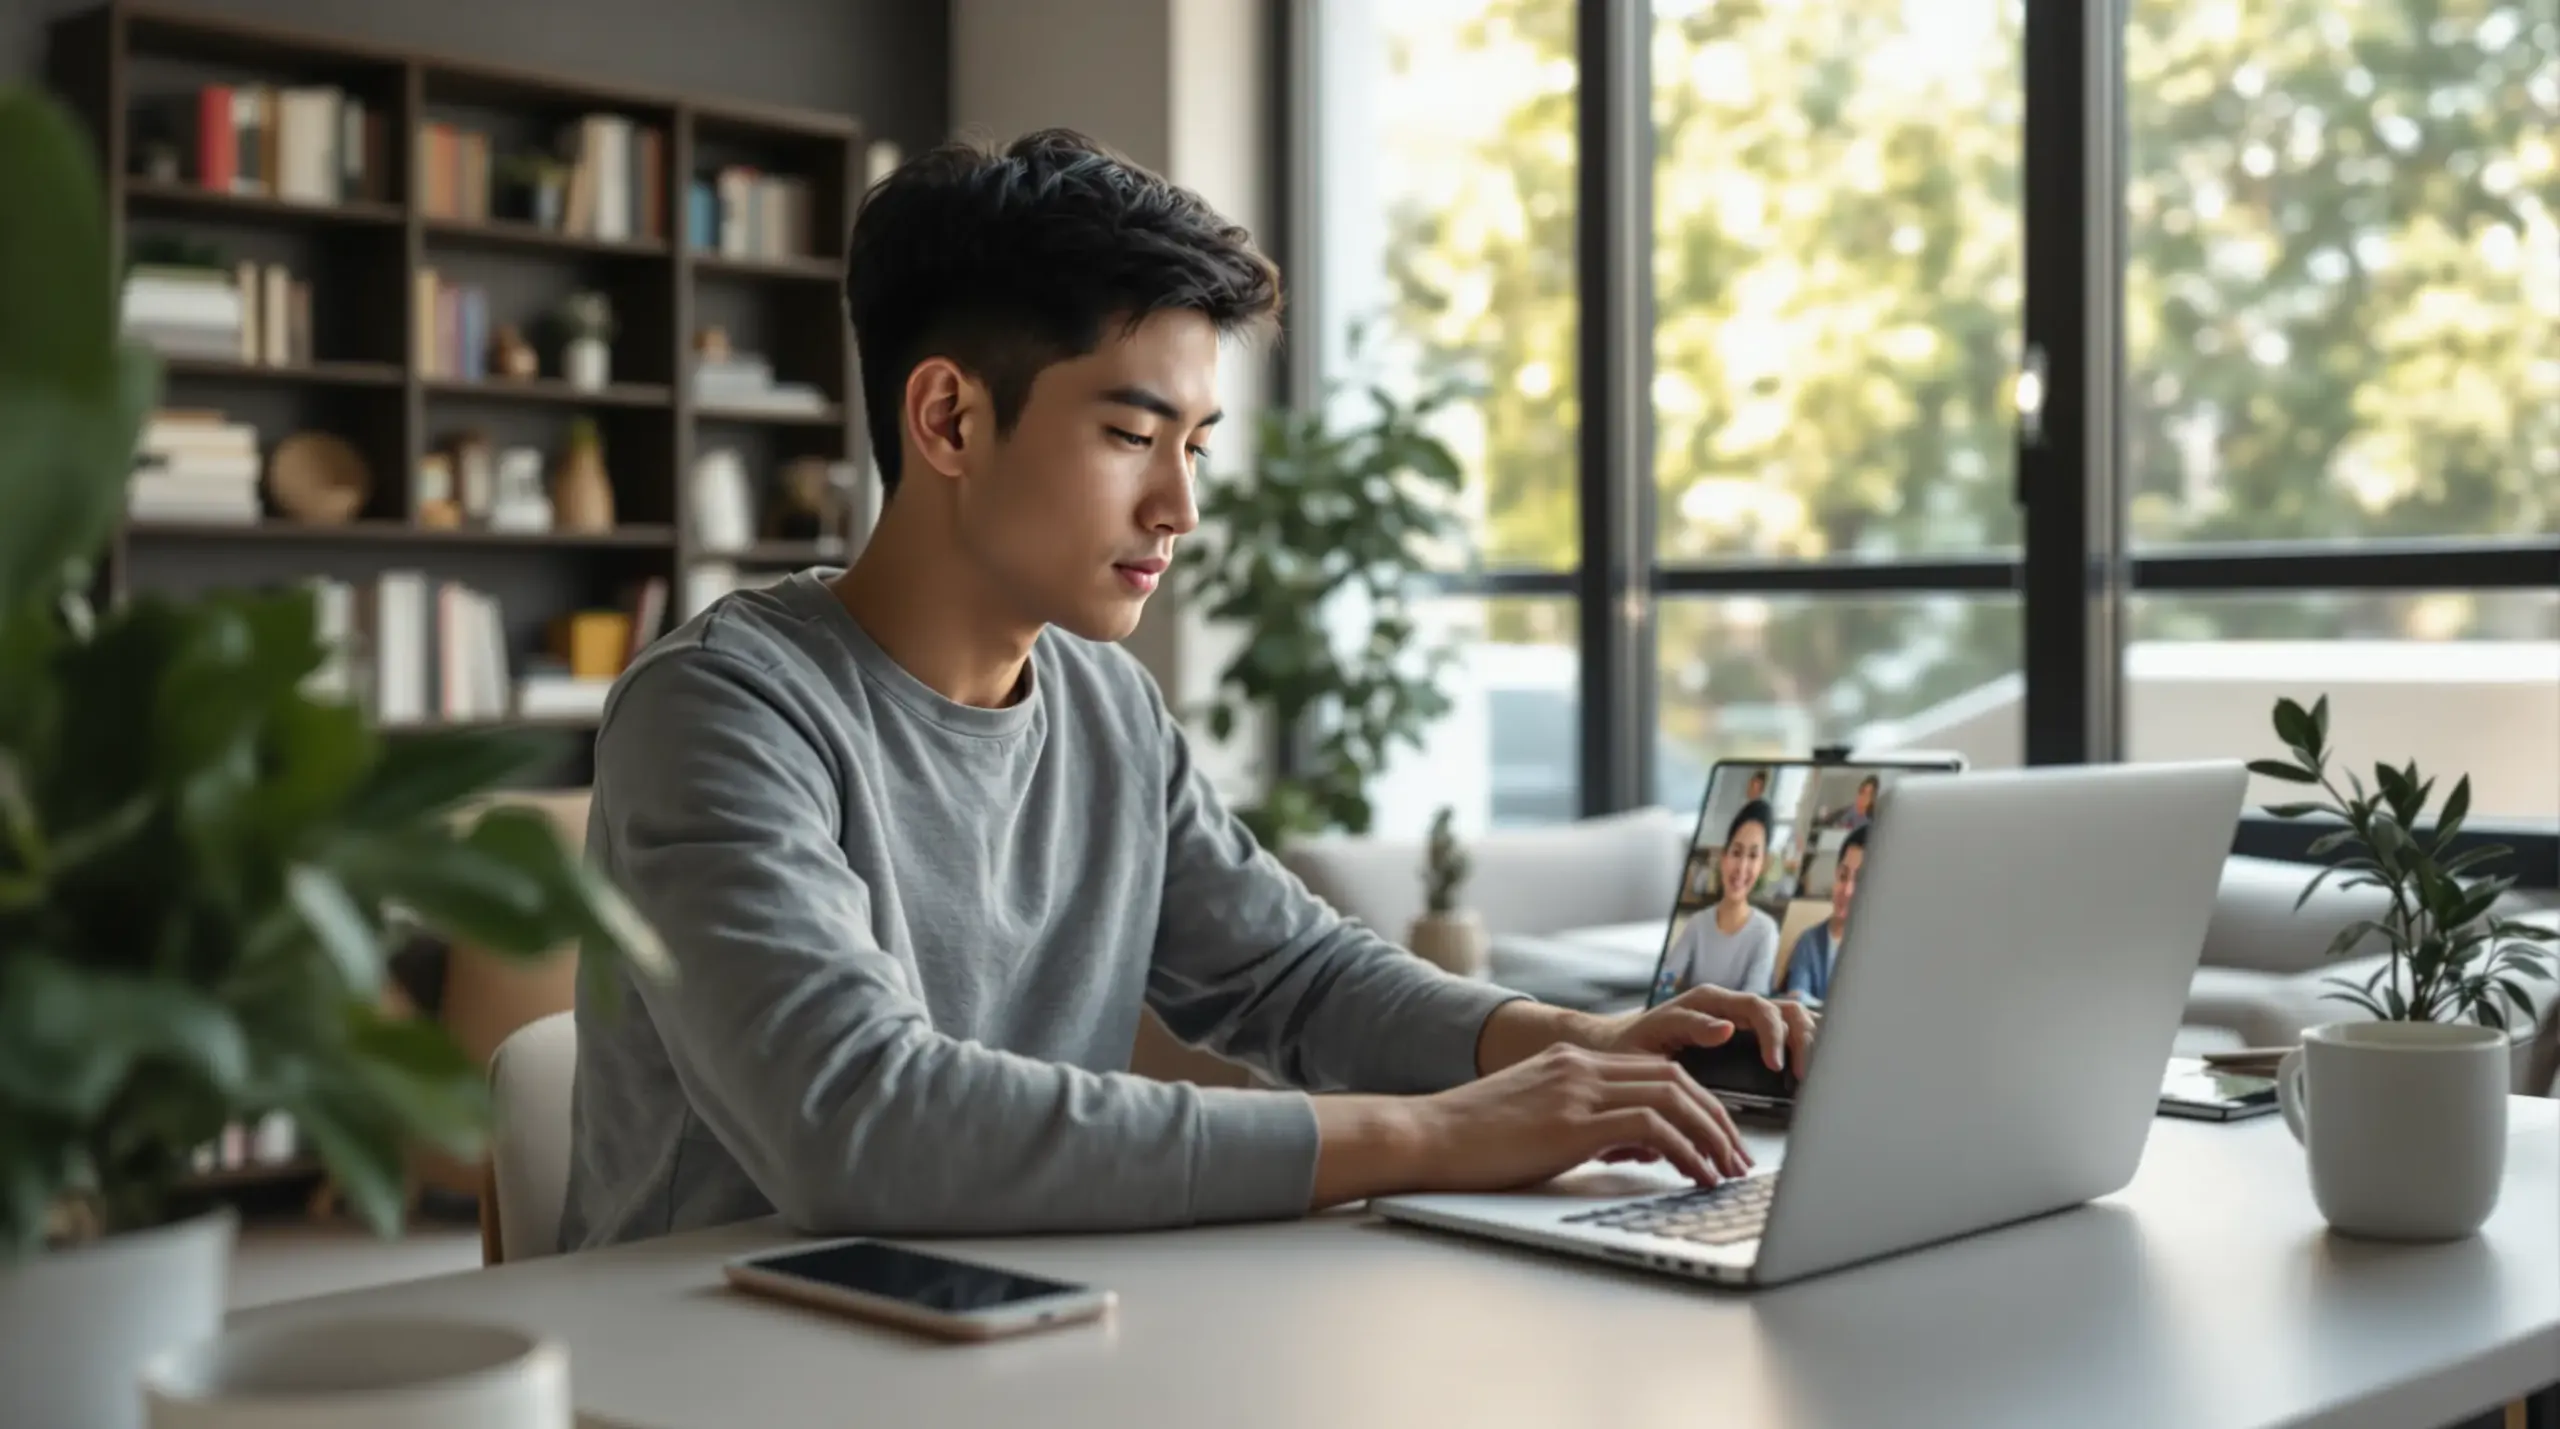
1186 445 1211 465
1109 427 1151 448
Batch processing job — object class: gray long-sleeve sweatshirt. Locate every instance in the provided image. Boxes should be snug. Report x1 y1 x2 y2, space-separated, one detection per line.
557 570 1521 1252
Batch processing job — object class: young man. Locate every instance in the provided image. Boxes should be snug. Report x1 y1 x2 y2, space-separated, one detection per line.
559 131 1812 1251
1781 827 1867 1004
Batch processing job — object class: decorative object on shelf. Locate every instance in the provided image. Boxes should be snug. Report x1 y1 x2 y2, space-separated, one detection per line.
449 431 495 525
414 451 461 528
142 1316 572 1429
490 446 552 533
691 323 732 363
770 456 840 541
2254 694 2556 1241
491 323 539 381
264 429 369 525
0 85 665 1429
1406 806 1489 979
689 448 755 554
551 417 614 532
864 138 905 188
498 150 571 231
554 290 614 392
1183 339 1470 848
554 610 634 680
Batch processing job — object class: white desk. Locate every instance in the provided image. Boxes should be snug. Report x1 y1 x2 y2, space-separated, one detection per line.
243 1101 2560 1429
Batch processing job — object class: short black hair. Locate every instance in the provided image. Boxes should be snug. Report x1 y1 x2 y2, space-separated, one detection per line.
1726 798 1775 845
842 128 1283 495
1838 824 1869 868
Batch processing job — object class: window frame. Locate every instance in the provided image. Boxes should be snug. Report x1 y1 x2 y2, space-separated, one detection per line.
1280 0 2560 887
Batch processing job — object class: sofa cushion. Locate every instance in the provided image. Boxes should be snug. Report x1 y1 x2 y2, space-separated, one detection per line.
2197 855 2398 976
1280 808 1686 943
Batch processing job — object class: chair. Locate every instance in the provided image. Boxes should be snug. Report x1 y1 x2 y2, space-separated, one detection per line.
481 1011 577 1266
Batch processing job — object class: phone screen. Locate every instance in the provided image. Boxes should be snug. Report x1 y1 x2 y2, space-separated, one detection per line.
746 1242 1083 1312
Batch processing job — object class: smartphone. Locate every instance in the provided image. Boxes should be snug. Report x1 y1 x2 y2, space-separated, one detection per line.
723 1239 1114 1341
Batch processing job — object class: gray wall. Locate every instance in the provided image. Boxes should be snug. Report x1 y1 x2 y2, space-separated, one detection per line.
5 0 947 152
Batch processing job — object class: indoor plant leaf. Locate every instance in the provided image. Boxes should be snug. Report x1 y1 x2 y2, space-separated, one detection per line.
2246 759 2316 785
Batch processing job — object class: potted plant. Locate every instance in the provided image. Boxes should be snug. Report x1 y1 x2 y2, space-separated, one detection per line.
0 89 666 1429
1182 349 1470 848
554 290 615 391
2253 695 2556 1027
1407 806 1488 978
498 152 571 231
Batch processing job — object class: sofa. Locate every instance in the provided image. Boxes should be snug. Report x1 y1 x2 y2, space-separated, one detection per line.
400 793 2560 1156
1279 807 2560 1097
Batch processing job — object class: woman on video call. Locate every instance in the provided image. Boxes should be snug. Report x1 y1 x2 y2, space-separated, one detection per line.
1655 799 1780 1000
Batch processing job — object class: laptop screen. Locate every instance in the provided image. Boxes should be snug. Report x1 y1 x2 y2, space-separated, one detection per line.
1648 760 1945 1008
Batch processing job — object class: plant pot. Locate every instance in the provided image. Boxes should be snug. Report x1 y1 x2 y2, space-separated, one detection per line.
562 337 610 392
141 1316 570 1429
1408 910 1490 979
0 1206 235 1429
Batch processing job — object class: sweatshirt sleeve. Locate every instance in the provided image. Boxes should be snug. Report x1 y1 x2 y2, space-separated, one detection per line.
593 650 1322 1235
1144 706 1525 1094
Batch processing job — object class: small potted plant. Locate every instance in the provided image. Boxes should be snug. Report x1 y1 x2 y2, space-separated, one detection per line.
2256 694 2556 1239
0 88 667 1427
498 152 571 231
1407 806 1488 978
554 290 615 392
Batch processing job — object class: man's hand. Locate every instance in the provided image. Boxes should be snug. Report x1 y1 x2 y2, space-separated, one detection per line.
1598 987 1818 1074
1309 1045 1754 1208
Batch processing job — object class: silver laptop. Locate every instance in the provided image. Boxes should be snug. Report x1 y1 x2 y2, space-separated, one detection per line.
1372 761 2248 1288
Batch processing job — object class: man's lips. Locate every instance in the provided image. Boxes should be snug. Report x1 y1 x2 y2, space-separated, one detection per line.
1115 557 1169 593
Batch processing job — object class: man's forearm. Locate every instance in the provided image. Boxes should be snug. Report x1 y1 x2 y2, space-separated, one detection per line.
1472 999 1611 1076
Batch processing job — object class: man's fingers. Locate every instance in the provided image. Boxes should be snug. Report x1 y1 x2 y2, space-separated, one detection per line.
1607 1080 1749 1180
1784 1005 1818 1071
1593 1108 1718 1186
1643 1008 1734 1054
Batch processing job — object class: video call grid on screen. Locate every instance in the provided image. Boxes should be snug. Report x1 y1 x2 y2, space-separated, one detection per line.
1653 757 1959 1002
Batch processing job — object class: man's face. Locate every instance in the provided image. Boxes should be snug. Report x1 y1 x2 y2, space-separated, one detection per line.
950 310 1221 642
1831 844 1864 923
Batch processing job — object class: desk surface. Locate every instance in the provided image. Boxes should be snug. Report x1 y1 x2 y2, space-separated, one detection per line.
245 1100 2560 1429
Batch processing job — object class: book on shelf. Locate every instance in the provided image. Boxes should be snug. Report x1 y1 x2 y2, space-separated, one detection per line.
691 166 813 261
134 83 385 203
692 353 829 413
130 409 261 523
417 121 494 223
120 260 312 367
188 1112 303 1178
411 269 492 381
516 670 614 719
361 572 515 724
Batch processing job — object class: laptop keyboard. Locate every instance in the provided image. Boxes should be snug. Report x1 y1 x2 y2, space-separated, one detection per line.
1559 1174 1778 1247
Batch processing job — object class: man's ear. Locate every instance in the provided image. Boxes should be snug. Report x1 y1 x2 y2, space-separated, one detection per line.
903 357 980 480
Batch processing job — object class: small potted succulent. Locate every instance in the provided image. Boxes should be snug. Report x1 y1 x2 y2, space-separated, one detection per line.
1407 805 1488 978
554 290 615 392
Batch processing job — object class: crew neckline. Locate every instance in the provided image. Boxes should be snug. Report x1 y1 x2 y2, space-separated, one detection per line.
786 569 1041 739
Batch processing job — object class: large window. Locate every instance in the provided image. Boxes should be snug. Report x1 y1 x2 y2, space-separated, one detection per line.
1294 0 2559 872
1312 0 1580 833
1648 0 2026 812
2114 0 2559 833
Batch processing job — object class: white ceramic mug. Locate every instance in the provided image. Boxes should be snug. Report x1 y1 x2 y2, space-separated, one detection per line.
2277 1020 2508 1241
142 1316 569 1429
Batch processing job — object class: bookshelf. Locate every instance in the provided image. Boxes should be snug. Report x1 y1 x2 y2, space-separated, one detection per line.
46 1 879 767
